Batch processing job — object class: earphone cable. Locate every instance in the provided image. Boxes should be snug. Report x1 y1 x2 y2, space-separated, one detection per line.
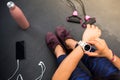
35 61 46 80
66 0 77 11
76 0 86 16
66 0 86 16
8 60 20 80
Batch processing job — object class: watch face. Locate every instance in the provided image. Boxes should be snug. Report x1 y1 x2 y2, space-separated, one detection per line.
84 44 91 51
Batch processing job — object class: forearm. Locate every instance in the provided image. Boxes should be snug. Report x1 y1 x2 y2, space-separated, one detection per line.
105 49 120 70
52 46 84 80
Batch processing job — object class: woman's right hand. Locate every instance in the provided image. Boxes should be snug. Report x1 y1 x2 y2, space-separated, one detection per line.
85 38 112 58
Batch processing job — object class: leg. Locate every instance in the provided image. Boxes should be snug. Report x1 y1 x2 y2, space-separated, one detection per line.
81 54 119 77
66 38 119 77
46 32 91 80
55 26 119 78
57 54 91 80
65 38 119 77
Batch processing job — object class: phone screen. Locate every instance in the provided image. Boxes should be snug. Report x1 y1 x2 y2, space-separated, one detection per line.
16 41 25 59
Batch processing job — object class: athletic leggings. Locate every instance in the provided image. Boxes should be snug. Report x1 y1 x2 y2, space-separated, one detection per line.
57 54 119 80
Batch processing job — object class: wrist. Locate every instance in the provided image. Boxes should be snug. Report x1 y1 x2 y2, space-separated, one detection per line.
105 49 115 62
77 46 84 54
75 40 93 52
104 49 112 58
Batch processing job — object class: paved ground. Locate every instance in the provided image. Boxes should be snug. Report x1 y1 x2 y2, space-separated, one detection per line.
0 0 120 79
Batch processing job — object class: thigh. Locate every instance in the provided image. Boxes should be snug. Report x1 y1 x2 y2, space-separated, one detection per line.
57 54 67 65
81 54 119 77
57 54 92 80
70 67 92 80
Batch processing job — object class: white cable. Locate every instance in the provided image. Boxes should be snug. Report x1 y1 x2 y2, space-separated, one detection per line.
35 61 46 80
16 74 23 80
8 60 46 80
8 60 20 80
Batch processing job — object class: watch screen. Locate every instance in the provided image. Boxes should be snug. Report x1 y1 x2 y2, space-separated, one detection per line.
84 44 90 51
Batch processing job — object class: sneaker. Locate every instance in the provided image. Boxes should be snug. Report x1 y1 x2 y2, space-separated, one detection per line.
55 26 73 52
46 32 61 52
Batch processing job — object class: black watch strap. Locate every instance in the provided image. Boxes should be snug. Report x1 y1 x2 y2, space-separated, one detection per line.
75 43 79 48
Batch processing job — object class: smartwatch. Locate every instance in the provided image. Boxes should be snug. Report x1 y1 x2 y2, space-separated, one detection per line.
76 40 95 52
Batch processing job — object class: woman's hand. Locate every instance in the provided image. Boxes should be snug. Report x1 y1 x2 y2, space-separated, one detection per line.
82 24 101 42
85 38 112 58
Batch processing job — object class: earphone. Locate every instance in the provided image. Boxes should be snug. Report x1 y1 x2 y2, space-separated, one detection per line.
82 15 96 28
66 0 96 28
66 10 82 24
8 60 46 80
35 61 46 80
16 74 23 80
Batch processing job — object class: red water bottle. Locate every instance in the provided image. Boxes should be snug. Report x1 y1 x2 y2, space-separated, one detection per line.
7 1 30 30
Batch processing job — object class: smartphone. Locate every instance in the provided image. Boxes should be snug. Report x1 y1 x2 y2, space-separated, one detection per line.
16 41 25 60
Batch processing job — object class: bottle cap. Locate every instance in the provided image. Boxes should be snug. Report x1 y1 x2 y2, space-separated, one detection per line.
7 1 15 9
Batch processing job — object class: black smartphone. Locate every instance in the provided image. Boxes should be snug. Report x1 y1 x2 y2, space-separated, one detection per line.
16 41 25 60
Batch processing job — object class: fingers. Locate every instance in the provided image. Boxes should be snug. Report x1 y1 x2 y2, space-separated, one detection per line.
87 24 94 28
87 25 101 32
95 38 104 44
96 26 101 36
96 38 106 47
86 25 102 37
87 24 91 28
91 25 96 28
98 29 101 36
87 24 97 28
87 38 105 49
87 39 100 49
87 40 98 45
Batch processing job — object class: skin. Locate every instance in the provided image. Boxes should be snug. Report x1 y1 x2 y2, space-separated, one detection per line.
82 24 120 69
53 45 83 80
52 24 120 80
82 24 101 42
85 38 120 70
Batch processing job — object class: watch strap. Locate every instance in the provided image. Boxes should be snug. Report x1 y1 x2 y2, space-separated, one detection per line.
75 43 78 48
75 40 85 51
